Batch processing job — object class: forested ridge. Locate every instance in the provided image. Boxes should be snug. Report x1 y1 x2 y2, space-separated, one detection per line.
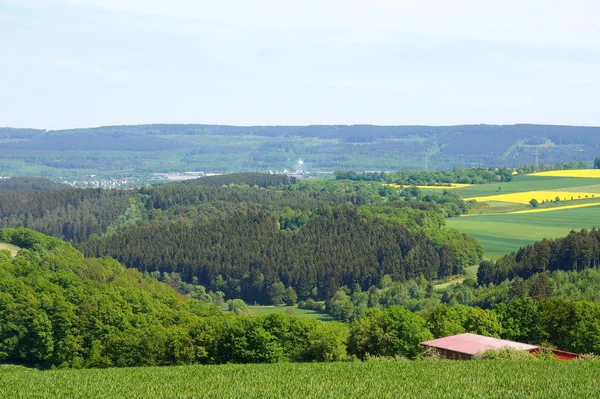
3 124 600 181
0 177 70 191
0 174 480 304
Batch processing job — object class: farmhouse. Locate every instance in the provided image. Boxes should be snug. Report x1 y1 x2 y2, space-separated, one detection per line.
421 333 580 360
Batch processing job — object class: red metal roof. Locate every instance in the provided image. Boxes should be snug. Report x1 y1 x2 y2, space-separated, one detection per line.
421 333 540 356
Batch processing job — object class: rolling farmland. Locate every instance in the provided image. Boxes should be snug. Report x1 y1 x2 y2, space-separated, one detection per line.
528 169 600 178
465 191 598 204
2 361 600 399
447 207 600 259
453 176 600 197
448 173 600 259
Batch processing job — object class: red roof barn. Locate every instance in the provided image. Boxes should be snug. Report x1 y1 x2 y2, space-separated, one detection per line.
421 333 580 360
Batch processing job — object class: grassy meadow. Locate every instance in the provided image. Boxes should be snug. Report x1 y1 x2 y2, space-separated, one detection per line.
447 206 600 259
246 305 334 321
2 361 599 399
447 173 600 259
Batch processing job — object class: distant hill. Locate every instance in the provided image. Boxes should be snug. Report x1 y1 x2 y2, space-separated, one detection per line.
1 124 599 181
0 176 70 191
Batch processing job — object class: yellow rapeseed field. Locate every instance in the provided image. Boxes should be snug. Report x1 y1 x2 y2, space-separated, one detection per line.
507 202 600 214
465 191 598 204
528 169 600 178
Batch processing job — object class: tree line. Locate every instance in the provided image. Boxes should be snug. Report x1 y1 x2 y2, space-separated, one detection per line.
335 167 514 185
181 172 296 188
0 176 70 191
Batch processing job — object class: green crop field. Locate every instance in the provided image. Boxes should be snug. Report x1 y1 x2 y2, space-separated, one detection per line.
446 174 600 259
453 176 600 197
246 305 334 321
447 206 600 259
2 361 599 399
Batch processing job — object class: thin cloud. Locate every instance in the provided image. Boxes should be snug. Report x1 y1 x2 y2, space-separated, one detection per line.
40 0 600 49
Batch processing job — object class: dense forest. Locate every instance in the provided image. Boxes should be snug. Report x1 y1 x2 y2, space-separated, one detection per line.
81 207 480 301
0 177 70 191
0 188 132 242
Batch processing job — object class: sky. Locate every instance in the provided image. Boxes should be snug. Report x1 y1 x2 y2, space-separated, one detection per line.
1 0 600 129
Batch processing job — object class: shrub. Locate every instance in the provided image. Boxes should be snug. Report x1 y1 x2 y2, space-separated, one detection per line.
421 347 446 361
473 348 537 360
297 299 325 312
576 353 600 361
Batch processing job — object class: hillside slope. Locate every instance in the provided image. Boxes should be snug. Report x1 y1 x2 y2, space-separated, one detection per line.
1 124 599 180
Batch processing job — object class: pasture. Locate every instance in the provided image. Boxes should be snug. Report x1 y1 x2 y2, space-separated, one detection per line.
447 206 600 259
246 305 334 321
2 361 599 399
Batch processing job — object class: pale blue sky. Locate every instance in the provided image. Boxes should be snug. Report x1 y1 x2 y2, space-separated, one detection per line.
1 0 600 129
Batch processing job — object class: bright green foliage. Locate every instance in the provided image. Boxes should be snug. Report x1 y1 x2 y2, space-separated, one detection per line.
348 306 433 359
2 361 600 399
541 298 600 355
0 228 349 368
327 290 355 320
284 287 298 305
424 305 503 338
190 313 348 364
268 282 286 305
226 299 249 315
0 249 12 261
494 297 547 344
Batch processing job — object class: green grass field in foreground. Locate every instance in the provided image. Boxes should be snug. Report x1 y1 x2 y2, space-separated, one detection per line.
246 305 334 321
2 361 599 399
447 206 600 259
